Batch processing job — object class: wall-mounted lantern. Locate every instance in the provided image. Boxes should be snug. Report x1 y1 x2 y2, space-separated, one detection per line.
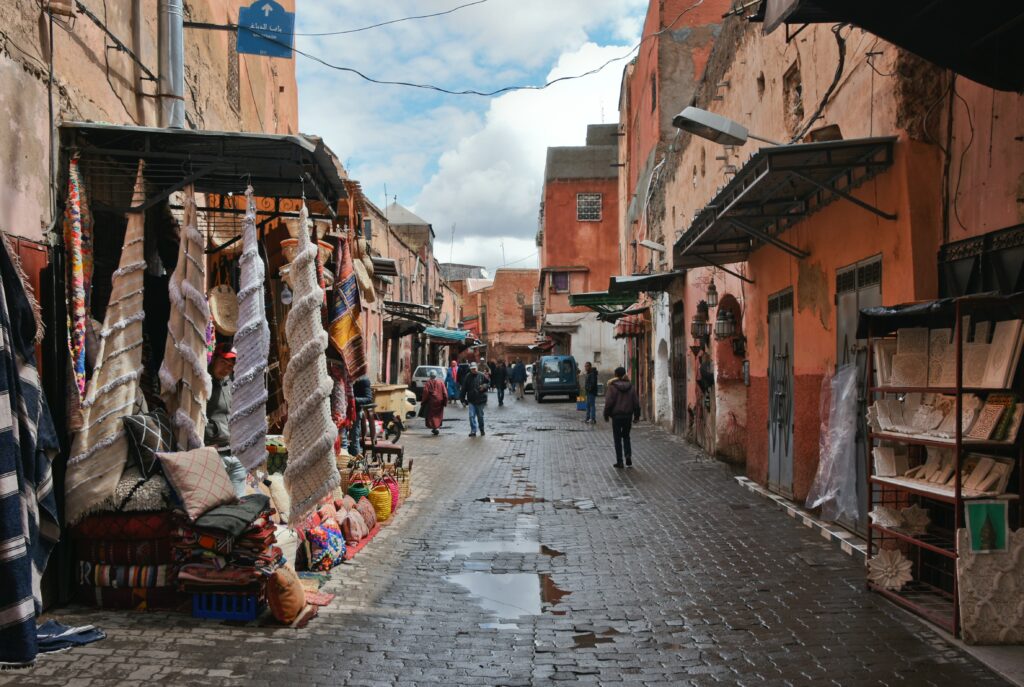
705 280 718 309
690 300 711 340
714 308 735 340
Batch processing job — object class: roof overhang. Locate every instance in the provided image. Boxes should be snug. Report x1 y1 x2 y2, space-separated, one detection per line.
540 266 589 273
60 122 348 215
608 272 684 294
568 291 639 321
674 136 896 269
424 326 471 343
753 1 1024 92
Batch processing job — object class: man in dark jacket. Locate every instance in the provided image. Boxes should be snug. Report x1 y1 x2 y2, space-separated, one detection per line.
603 366 640 468
583 362 599 424
492 360 509 406
510 358 527 400
348 375 374 457
460 362 489 436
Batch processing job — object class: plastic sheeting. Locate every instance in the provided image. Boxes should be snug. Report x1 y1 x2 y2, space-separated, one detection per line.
806 364 860 523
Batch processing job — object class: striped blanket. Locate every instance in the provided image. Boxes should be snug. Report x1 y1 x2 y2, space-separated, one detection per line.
77 562 173 588
0 235 60 668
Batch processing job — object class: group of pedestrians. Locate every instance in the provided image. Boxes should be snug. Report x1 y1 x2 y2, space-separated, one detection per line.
417 356 641 468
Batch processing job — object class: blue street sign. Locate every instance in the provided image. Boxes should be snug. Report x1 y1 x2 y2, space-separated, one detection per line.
237 0 294 59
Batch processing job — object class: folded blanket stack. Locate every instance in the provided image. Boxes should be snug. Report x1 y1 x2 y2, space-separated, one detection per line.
172 494 283 606
72 511 180 611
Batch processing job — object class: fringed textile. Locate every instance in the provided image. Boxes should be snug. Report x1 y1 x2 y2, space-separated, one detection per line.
65 161 147 526
158 186 211 450
282 204 340 522
230 187 269 472
0 235 60 668
62 155 94 402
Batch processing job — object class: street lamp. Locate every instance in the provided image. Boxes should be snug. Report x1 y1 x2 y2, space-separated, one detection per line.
705 280 718 309
672 106 783 146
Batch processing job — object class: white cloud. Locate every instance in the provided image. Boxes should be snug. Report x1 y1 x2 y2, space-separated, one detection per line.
412 41 634 247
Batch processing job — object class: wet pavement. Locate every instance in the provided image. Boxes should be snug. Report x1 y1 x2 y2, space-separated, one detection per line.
1 394 1010 686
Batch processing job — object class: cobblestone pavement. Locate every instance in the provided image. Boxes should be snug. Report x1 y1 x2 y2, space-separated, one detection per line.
2 395 1009 686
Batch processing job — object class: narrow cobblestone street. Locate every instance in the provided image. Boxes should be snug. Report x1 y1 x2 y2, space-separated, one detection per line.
2 396 1009 687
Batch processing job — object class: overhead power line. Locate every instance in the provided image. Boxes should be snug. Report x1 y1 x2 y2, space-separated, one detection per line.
292 0 490 37
238 0 707 97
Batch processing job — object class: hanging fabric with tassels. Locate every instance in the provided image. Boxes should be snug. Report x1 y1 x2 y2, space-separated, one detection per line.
158 185 212 450
230 186 270 472
282 203 340 521
63 154 94 428
65 160 147 525
328 230 367 379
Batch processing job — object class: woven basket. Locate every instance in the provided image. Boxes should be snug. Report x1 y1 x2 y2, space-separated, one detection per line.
368 484 392 521
377 475 400 513
347 482 370 501
398 472 411 501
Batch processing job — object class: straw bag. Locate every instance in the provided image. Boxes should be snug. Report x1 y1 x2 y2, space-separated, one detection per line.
368 484 392 522
376 474 400 513
209 256 238 336
352 258 375 304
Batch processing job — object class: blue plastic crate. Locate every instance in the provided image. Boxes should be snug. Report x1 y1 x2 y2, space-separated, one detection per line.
191 592 264 621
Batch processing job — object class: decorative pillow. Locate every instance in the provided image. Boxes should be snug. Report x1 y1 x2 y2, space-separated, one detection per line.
355 496 377 531
267 567 306 623
338 495 356 512
341 509 368 545
98 465 174 513
305 522 345 572
123 409 176 477
157 447 238 521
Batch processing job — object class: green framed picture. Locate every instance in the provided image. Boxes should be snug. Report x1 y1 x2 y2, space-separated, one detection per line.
965 500 1009 554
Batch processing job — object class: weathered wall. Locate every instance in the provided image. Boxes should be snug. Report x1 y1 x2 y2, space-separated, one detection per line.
476 269 539 361
0 0 298 243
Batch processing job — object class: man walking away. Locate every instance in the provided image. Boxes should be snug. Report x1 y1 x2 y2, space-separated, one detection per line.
461 362 489 436
583 362 598 424
603 366 640 468
493 360 509 406
512 358 528 401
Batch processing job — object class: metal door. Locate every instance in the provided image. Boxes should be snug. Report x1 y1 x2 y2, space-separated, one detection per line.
768 290 794 497
671 302 687 431
835 257 882 534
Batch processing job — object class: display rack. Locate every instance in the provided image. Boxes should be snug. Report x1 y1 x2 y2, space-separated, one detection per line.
863 293 1024 636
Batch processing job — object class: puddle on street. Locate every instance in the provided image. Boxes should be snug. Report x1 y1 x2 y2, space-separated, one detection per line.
540 573 570 605
479 622 519 630
441 540 540 560
446 573 542 618
573 629 619 648
540 545 563 557
477 496 546 505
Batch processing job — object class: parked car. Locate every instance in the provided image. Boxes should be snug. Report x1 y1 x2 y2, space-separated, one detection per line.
409 365 448 400
533 355 579 402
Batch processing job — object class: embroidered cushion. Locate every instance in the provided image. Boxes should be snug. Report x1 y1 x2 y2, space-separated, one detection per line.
341 509 368 544
267 567 306 623
305 521 345 572
355 496 377 531
123 409 176 477
157 447 238 521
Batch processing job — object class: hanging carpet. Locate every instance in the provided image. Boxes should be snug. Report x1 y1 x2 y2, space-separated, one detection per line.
0 233 60 668
328 230 367 379
65 161 147 526
282 204 340 522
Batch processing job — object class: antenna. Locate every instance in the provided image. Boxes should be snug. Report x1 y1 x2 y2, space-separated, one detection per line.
449 222 455 265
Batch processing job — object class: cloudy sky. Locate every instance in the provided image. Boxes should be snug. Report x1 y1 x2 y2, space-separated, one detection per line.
294 1 647 275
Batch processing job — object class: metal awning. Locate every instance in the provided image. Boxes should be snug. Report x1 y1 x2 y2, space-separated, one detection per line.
597 306 649 324
424 326 471 343
674 136 896 270
541 313 588 334
568 291 638 320
60 122 348 215
614 314 646 339
608 272 683 294
753 1 1024 93
383 300 434 321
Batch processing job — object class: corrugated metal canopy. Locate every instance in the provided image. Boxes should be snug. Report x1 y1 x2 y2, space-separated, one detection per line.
674 137 896 269
608 272 683 294
61 122 348 212
424 326 471 342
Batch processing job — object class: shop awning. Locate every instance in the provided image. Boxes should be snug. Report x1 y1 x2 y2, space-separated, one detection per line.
753 1 1024 93
567 291 636 308
60 122 348 215
614 314 646 339
597 306 649 324
608 272 683 294
424 326 471 342
674 136 896 270
541 313 588 334
383 300 434 322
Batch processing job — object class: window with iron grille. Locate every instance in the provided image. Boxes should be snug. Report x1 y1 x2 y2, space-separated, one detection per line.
577 193 602 221
523 306 537 330
551 272 569 293
363 218 373 242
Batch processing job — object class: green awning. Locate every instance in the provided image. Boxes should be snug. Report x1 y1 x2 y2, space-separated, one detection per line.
424 326 471 342
567 291 636 308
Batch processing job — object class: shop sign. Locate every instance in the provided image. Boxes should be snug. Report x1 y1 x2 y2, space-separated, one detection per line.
237 0 295 59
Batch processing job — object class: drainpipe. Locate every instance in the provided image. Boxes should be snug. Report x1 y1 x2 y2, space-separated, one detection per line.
158 0 185 128
131 0 146 125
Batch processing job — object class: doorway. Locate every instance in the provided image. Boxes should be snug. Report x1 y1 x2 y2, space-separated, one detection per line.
767 289 794 498
835 256 881 534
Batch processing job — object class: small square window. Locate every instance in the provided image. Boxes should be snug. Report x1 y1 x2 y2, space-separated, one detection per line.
577 193 602 221
362 218 373 242
551 272 569 292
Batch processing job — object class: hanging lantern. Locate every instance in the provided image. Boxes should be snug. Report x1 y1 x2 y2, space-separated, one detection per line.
706 280 718 309
714 308 736 340
690 303 710 339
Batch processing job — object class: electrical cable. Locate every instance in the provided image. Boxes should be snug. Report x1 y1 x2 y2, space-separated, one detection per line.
952 83 975 233
789 23 847 144
242 53 265 132
291 0 490 37
238 0 706 97
101 0 139 123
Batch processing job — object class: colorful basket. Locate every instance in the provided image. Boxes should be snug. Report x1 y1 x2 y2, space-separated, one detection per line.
347 482 370 501
368 484 392 522
377 475 400 513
